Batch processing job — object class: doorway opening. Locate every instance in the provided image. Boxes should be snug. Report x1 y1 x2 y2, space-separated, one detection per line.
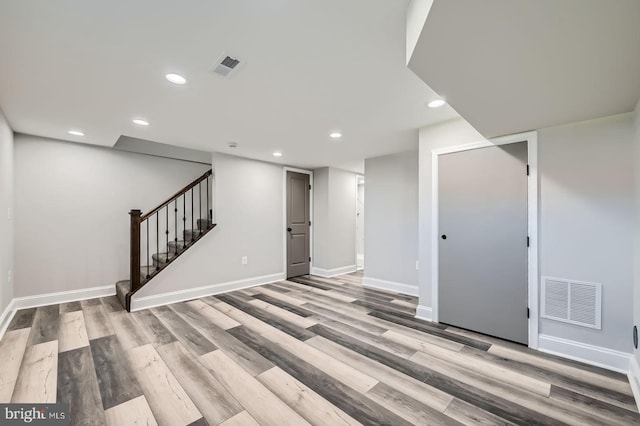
356 175 365 270
284 168 312 279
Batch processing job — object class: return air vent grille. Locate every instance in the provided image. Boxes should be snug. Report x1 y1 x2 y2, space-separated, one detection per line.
541 277 601 329
212 54 241 77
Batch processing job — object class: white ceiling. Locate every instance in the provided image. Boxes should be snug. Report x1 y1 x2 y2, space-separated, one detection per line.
409 0 640 138
0 0 458 173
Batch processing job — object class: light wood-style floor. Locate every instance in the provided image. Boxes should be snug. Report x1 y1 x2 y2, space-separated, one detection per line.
0 272 637 425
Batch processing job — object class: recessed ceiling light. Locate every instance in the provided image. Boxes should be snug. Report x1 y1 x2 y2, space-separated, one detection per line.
428 99 446 108
165 73 187 85
273 151 283 157
132 119 149 126
329 132 342 139
228 142 238 148
68 130 85 136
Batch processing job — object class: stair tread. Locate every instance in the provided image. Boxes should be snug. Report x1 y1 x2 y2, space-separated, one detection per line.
117 222 217 311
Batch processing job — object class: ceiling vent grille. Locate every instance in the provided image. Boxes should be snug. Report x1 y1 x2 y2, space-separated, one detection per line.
212 54 241 77
541 277 601 329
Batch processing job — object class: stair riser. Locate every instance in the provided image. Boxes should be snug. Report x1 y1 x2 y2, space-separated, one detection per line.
184 229 203 241
116 222 216 312
197 218 212 231
168 242 187 254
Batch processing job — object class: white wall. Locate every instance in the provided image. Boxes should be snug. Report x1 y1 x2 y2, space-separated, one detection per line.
418 114 635 358
0 110 13 312
633 98 640 386
134 153 284 299
14 135 210 297
538 113 634 353
364 150 419 290
312 167 357 273
406 0 434 63
538 114 634 352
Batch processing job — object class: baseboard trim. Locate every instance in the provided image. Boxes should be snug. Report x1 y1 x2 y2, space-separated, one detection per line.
0 299 17 340
311 265 357 278
415 305 433 322
538 334 631 373
130 272 286 312
0 285 115 340
362 277 419 297
13 285 115 310
628 355 640 413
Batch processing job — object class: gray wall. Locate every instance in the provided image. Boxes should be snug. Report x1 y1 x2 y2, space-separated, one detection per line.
364 150 419 288
312 167 357 272
417 114 634 354
0 109 13 312
418 119 484 305
135 153 284 298
312 168 330 271
538 113 634 352
356 179 364 267
633 98 640 369
13 135 210 297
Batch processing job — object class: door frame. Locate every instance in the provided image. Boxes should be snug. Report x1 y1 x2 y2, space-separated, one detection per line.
430 131 539 349
283 167 314 277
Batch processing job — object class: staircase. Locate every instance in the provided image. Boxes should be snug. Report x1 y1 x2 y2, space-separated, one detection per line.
116 170 216 311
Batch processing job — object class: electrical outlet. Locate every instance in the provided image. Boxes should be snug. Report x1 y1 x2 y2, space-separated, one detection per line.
7 269 12 284
7 207 12 220
415 260 419 270
241 256 248 265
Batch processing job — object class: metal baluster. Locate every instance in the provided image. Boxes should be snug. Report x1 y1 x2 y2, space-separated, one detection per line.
166 205 169 257
206 175 209 224
146 219 150 278
174 199 178 258
183 194 186 249
191 187 194 242
156 212 159 271
199 181 202 235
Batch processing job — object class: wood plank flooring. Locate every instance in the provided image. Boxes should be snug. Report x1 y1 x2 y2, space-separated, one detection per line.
0 271 637 425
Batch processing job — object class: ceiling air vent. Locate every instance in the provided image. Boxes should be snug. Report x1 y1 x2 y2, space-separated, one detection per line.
541 277 602 329
212 54 241 77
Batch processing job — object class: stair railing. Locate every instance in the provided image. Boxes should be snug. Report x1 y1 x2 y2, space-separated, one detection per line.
129 169 214 293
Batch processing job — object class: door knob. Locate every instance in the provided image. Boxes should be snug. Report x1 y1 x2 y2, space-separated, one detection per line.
287 227 292 232
441 234 447 240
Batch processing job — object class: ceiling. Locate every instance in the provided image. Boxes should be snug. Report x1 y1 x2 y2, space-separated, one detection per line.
0 0 458 173
408 0 640 138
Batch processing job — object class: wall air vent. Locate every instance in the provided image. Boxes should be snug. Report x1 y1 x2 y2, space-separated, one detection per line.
541 277 602 329
212 53 242 77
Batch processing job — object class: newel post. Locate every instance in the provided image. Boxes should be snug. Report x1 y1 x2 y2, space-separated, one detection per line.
129 209 142 292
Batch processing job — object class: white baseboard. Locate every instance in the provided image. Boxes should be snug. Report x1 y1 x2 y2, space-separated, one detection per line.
356 254 364 269
0 285 115 340
538 334 631 373
362 277 419 297
628 355 640 413
13 285 115 310
415 305 433 322
130 272 286 312
0 299 17 340
311 265 357 278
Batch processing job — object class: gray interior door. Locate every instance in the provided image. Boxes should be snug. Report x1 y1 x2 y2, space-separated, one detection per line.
287 171 310 278
438 142 528 344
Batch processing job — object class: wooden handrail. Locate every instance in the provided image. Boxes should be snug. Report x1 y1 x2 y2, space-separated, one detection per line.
140 169 212 221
